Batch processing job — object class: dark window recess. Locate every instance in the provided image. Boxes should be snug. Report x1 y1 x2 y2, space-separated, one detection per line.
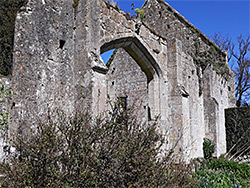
112 81 114 85
119 97 127 110
228 86 231 91
182 93 189 98
11 102 15 109
159 11 162 17
148 107 152 121
59 40 66 49
167 24 170 29
111 68 115 74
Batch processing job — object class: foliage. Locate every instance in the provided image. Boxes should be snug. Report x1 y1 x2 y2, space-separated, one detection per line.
195 157 250 187
203 138 215 160
0 101 195 187
134 8 144 21
72 0 79 8
225 107 250 158
191 36 230 96
0 82 14 139
0 0 27 76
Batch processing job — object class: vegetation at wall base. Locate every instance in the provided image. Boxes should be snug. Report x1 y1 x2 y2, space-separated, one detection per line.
194 157 250 188
225 107 250 158
203 138 215 160
194 136 250 187
0 102 196 187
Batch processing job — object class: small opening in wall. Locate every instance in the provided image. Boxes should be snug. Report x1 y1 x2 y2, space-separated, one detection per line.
59 40 66 49
112 81 114 85
11 102 15 109
159 11 162 17
148 107 152 121
228 86 231 91
182 93 189 98
111 68 115 74
100 49 115 64
167 24 170 29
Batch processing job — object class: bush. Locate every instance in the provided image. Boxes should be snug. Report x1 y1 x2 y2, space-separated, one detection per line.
203 138 215 159
225 107 250 157
0 102 195 187
194 157 250 187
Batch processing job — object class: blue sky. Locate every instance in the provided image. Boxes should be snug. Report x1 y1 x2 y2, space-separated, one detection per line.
101 0 250 62
115 0 250 38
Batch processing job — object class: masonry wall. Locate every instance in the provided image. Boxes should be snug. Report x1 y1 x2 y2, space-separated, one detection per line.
106 48 148 124
0 0 236 161
142 0 235 157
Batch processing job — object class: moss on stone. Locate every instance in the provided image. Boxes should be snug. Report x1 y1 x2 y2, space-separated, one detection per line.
72 0 79 8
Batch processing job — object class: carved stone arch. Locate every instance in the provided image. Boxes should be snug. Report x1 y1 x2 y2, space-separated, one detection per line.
99 36 162 120
100 36 162 82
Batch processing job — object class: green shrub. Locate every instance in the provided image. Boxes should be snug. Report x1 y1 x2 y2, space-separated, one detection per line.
72 0 79 8
203 138 215 159
0 0 28 76
0 82 14 139
0 101 195 187
194 157 250 187
225 107 250 157
134 8 144 21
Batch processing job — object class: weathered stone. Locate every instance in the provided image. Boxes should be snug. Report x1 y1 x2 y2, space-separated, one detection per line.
0 0 235 161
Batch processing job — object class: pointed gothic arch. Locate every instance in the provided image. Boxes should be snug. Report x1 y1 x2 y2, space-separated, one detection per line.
100 36 162 119
100 36 162 82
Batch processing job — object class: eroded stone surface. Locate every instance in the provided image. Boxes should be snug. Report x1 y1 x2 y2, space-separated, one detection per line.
0 0 236 161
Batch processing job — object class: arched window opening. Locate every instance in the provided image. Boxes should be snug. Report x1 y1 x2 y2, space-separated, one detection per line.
100 49 116 66
99 36 162 124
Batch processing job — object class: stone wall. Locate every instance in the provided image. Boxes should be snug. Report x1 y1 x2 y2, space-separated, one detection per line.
106 48 148 124
142 0 235 158
0 0 235 161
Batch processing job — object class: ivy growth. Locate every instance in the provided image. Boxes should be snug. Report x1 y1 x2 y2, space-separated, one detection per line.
72 0 79 8
134 8 144 21
0 82 14 139
203 138 215 160
190 27 197 34
190 35 231 95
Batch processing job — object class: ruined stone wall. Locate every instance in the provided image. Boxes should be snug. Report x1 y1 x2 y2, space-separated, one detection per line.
11 0 76 133
142 0 235 157
10 0 104 132
0 0 236 161
106 48 148 124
